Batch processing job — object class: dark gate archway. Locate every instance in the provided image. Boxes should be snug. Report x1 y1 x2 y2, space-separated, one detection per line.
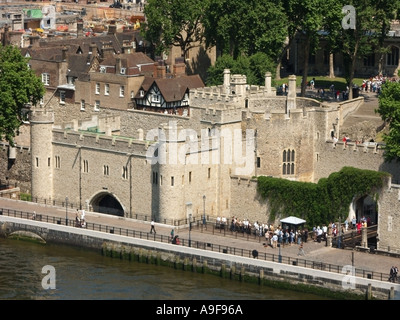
354 195 378 226
90 192 124 217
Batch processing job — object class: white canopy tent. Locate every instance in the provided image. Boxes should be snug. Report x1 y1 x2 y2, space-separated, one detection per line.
280 216 306 225
280 216 306 231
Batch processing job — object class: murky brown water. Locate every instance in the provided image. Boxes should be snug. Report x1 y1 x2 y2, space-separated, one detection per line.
0 238 328 300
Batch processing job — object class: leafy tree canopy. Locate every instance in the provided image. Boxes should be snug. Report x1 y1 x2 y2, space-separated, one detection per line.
141 0 207 58
203 0 288 60
0 45 44 146
376 81 400 161
206 53 276 87
335 0 399 98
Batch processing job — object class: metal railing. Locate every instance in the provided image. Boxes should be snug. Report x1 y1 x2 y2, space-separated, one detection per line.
0 207 396 284
0 194 208 228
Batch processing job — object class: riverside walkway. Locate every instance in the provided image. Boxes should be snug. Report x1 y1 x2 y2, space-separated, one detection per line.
0 197 399 285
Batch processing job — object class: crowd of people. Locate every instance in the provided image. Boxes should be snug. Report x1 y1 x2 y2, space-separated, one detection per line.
214 214 375 251
215 217 310 249
360 74 398 94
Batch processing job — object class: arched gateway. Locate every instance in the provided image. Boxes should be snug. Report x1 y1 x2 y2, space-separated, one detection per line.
349 194 378 226
89 191 125 217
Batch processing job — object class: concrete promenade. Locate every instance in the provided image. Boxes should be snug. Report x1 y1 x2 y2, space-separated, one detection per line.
1 197 399 284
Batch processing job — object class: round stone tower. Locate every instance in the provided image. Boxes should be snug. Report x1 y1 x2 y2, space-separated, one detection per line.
30 106 54 200
153 122 187 222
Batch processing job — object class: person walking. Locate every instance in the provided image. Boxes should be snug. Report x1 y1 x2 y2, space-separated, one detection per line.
150 219 156 234
298 242 305 256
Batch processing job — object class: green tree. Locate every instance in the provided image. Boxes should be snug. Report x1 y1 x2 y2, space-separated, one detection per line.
374 0 400 75
0 45 44 146
206 53 275 86
203 0 288 61
336 0 399 99
376 81 400 161
141 0 207 59
205 54 236 86
282 0 327 96
321 1 346 78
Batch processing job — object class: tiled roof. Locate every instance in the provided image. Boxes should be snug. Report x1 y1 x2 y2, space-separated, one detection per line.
67 54 92 79
101 52 154 68
22 46 65 62
137 75 205 102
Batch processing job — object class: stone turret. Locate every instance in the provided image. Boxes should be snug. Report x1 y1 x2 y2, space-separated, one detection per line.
286 74 297 113
30 106 54 200
150 122 187 221
264 72 272 95
223 69 231 95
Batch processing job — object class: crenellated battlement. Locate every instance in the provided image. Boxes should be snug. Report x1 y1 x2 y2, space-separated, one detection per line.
53 114 121 135
30 107 55 123
189 87 242 104
328 140 386 156
189 69 278 107
52 129 150 156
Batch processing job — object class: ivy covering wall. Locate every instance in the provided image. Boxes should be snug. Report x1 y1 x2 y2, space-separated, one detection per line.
257 167 390 228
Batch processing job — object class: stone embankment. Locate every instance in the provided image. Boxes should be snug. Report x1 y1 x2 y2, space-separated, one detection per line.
1 215 399 300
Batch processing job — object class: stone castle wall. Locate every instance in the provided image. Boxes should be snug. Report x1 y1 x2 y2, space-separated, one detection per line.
314 140 399 183
378 184 400 253
0 143 31 194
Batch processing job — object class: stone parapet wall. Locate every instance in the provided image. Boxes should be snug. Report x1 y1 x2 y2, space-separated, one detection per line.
314 141 399 183
338 97 364 126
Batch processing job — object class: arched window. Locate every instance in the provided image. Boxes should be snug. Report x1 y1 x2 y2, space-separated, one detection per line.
282 149 295 176
387 46 399 66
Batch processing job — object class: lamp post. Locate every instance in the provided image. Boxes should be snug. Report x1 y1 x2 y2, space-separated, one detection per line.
338 216 341 249
202 195 206 225
189 213 192 247
278 243 282 263
65 196 69 226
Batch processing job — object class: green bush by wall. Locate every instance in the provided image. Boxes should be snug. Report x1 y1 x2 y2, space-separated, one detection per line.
257 167 389 227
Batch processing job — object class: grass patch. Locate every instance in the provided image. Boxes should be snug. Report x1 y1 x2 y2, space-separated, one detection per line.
20 193 31 201
275 76 364 91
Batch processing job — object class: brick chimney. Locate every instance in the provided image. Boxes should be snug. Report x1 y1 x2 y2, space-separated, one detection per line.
108 20 117 35
29 35 40 47
89 42 97 56
173 57 186 77
155 60 166 78
77 20 83 38
62 46 68 61
116 56 122 74
101 41 114 59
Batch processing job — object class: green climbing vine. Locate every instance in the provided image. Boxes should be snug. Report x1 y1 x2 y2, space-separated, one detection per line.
257 167 390 227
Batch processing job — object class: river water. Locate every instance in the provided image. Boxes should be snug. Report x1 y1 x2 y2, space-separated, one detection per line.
0 238 327 300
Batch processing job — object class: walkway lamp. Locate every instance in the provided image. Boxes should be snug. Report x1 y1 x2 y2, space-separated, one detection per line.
338 217 341 249
189 213 192 247
278 243 282 263
65 196 69 226
202 195 206 225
